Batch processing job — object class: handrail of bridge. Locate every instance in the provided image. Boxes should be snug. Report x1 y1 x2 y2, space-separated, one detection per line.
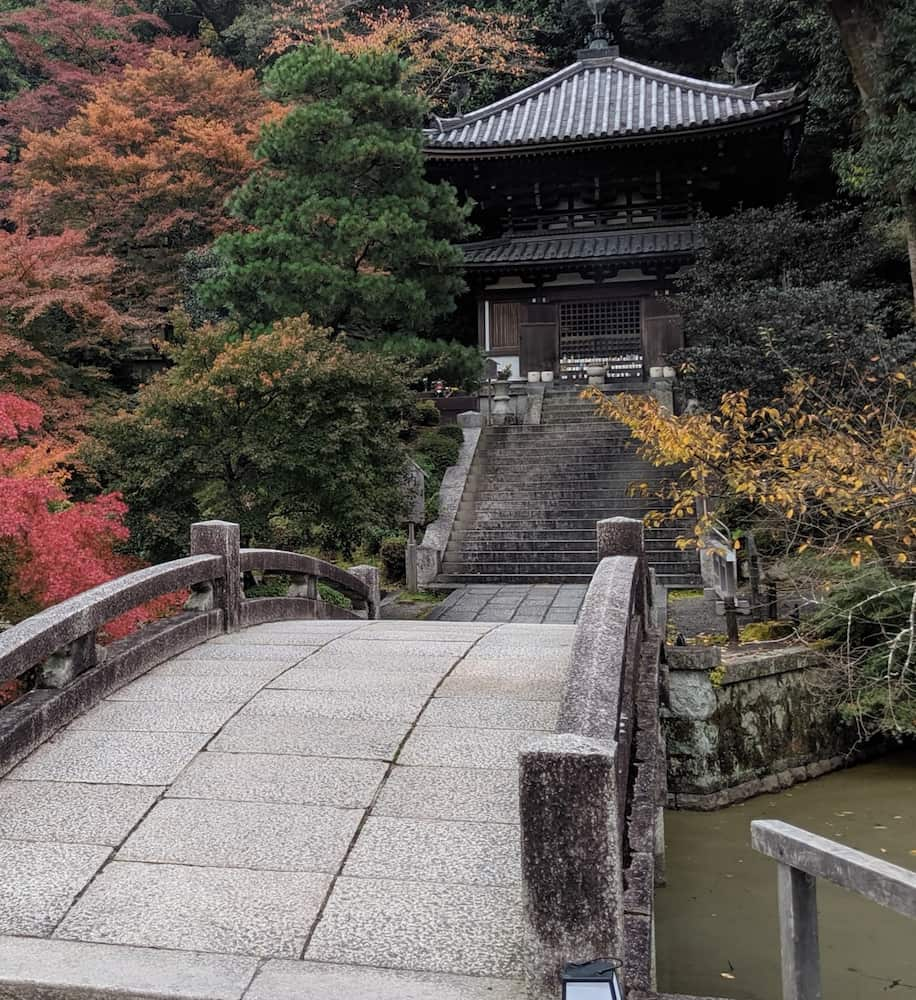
0 519 380 777
752 819 916 1000
519 516 662 999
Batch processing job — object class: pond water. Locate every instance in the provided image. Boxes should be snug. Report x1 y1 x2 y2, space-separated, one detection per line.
656 749 916 1000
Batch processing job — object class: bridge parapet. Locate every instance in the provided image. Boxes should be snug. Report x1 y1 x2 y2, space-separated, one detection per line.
520 516 663 1000
0 520 379 777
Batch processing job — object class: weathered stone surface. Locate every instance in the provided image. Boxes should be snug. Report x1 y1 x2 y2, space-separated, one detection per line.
173 643 306 663
373 766 519 824
665 644 860 801
348 564 382 619
11 730 208 785
108 674 263 705
400 726 551 769
0 936 258 1000
596 516 644 560
270 665 443 696
667 671 717 719
0 610 222 778
558 557 639 740
306 877 522 977
245 687 426 723
211 708 407 760
55 862 331 957
519 733 624 1000
250 961 522 1000
0 781 159 845
0 840 110 935
168 751 385 808
118 797 361 872
438 657 566 700
70 698 240 734
191 521 241 632
624 912 653 992
666 646 721 671
419 697 559 731
344 817 519 886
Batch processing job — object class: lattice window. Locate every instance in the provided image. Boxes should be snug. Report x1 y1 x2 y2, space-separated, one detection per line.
558 298 642 360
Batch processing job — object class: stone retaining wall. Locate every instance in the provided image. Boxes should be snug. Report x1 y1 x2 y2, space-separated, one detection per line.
664 645 862 810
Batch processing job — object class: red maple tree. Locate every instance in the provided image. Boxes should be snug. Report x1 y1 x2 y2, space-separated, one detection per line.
0 0 171 147
0 392 184 644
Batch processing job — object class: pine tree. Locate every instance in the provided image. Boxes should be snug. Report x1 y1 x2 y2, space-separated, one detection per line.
199 43 472 337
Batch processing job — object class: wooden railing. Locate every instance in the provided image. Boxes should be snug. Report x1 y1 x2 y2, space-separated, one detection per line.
503 203 692 237
752 820 916 1000
519 517 662 999
0 519 380 776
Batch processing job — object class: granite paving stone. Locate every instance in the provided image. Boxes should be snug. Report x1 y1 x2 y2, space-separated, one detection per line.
172 644 312 662
151 659 302 681
398 726 551 769
343 817 519 886
0 840 111 935
437 659 566 700
167 751 385 808
373 766 519 824
419 696 559 731
69 699 241 734
306 877 522 976
251 687 426 723
210 711 408 760
0 782 160 845
246 960 525 1000
268 665 444 696
55 862 331 957
11 730 209 785
118 797 361 872
305 638 472 665
0 936 259 1000
107 675 264 705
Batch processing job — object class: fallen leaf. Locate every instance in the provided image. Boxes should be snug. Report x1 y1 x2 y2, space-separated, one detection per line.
874 825 887 830
721 973 736 980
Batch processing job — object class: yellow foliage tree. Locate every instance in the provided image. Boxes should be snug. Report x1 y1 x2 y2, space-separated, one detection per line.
584 365 916 570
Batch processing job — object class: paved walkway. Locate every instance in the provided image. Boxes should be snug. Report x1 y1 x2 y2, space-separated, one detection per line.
0 618 575 999
430 584 589 624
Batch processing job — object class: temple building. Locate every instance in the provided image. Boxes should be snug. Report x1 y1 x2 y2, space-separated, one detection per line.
424 35 806 381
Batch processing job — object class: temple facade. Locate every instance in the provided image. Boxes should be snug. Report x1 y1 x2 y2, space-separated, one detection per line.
424 40 806 381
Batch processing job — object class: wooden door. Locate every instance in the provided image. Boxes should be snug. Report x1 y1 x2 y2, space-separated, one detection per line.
519 304 558 375
642 297 684 370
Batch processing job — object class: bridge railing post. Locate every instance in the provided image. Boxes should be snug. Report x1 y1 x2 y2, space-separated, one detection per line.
597 516 648 631
190 521 241 633
777 862 822 1000
347 565 381 620
519 733 626 1000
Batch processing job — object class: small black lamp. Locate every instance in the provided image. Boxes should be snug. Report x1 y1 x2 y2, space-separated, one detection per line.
561 959 624 999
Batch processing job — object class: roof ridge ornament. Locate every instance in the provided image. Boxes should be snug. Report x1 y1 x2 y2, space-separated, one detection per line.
581 0 620 59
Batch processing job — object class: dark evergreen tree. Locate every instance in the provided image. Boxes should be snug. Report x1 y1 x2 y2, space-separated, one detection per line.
198 43 472 336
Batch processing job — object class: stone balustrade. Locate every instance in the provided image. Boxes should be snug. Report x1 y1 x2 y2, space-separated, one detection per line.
0 519 380 776
519 516 664 999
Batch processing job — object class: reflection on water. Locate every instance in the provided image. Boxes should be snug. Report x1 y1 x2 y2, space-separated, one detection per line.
656 750 916 1000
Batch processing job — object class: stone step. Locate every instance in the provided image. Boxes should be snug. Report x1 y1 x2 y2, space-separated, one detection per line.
449 540 699 557
453 530 690 545
472 471 670 485
452 515 695 529
443 553 698 572
461 501 673 514
470 486 673 501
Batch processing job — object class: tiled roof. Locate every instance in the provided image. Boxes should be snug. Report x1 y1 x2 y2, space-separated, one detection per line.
426 49 800 152
462 227 698 267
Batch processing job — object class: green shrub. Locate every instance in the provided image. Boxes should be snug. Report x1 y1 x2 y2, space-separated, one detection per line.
414 399 440 426
318 582 352 608
380 535 407 584
413 429 461 479
438 424 464 445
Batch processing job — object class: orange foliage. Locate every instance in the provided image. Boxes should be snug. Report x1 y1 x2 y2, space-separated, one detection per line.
267 4 542 109
13 50 278 332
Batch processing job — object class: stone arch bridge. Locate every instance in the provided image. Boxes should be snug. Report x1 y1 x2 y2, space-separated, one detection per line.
0 518 665 1000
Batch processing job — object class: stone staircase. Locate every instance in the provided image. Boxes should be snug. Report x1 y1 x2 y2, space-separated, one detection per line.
437 386 702 586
